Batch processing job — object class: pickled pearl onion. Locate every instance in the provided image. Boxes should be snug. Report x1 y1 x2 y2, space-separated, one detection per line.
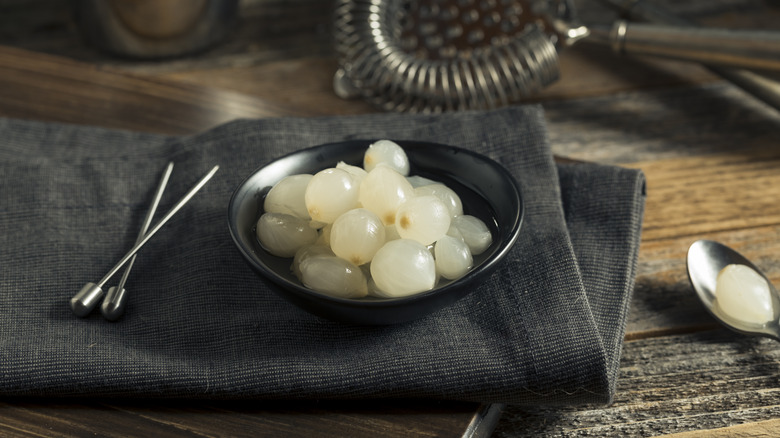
716 264 774 325
370 239 436 297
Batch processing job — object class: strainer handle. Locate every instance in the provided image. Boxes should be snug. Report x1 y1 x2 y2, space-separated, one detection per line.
599 0 780 113
598 20 780 72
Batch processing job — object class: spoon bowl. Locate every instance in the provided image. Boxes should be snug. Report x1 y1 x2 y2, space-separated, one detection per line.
687 239 780 340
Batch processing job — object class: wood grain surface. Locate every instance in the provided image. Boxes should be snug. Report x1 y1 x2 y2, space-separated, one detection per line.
0 399 500 438
1 0 780 437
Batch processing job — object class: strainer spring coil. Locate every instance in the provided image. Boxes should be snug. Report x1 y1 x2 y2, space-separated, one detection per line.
333 0 561 112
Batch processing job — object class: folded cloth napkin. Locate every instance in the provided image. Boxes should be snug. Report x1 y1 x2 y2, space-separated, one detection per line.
0 105 645 405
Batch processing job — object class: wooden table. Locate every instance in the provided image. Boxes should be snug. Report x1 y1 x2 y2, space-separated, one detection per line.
2 0 780 436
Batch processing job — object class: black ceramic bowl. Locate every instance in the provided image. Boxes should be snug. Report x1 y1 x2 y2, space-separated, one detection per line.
228 140 523 325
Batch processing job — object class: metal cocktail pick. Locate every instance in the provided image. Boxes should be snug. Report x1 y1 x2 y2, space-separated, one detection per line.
100 162 174 321
70 164 219 317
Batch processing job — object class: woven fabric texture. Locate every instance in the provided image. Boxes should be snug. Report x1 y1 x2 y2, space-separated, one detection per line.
0 105 645 405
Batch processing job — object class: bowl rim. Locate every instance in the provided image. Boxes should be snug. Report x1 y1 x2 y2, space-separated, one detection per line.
227 139 523 309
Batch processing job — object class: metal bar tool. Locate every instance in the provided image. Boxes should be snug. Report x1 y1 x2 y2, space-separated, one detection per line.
70 164 219 317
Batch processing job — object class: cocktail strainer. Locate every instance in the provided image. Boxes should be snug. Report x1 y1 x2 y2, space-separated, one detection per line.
333 0 780 113
333 0 567 112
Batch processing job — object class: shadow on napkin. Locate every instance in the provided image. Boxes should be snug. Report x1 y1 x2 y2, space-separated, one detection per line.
0 105 645 405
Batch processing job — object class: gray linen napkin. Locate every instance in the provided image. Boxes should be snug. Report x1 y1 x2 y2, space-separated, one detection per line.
0 105 644 405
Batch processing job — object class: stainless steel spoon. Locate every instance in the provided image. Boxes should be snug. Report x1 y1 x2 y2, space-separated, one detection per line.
686 239 780 340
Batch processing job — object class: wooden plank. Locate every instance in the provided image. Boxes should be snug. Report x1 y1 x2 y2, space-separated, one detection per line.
157 43 720 111
542 82 780 165
627 152 780 242
0 399 486 438
493 329 780 437
162 56 378 117
0 45 324 134
660 418 780 437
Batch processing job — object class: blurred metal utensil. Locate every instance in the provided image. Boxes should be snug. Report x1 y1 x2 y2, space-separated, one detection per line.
101 162 174 321
537 0 780 72
587 20 780 72
70 165 219 318
74 0 238 59
600 0 780 113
